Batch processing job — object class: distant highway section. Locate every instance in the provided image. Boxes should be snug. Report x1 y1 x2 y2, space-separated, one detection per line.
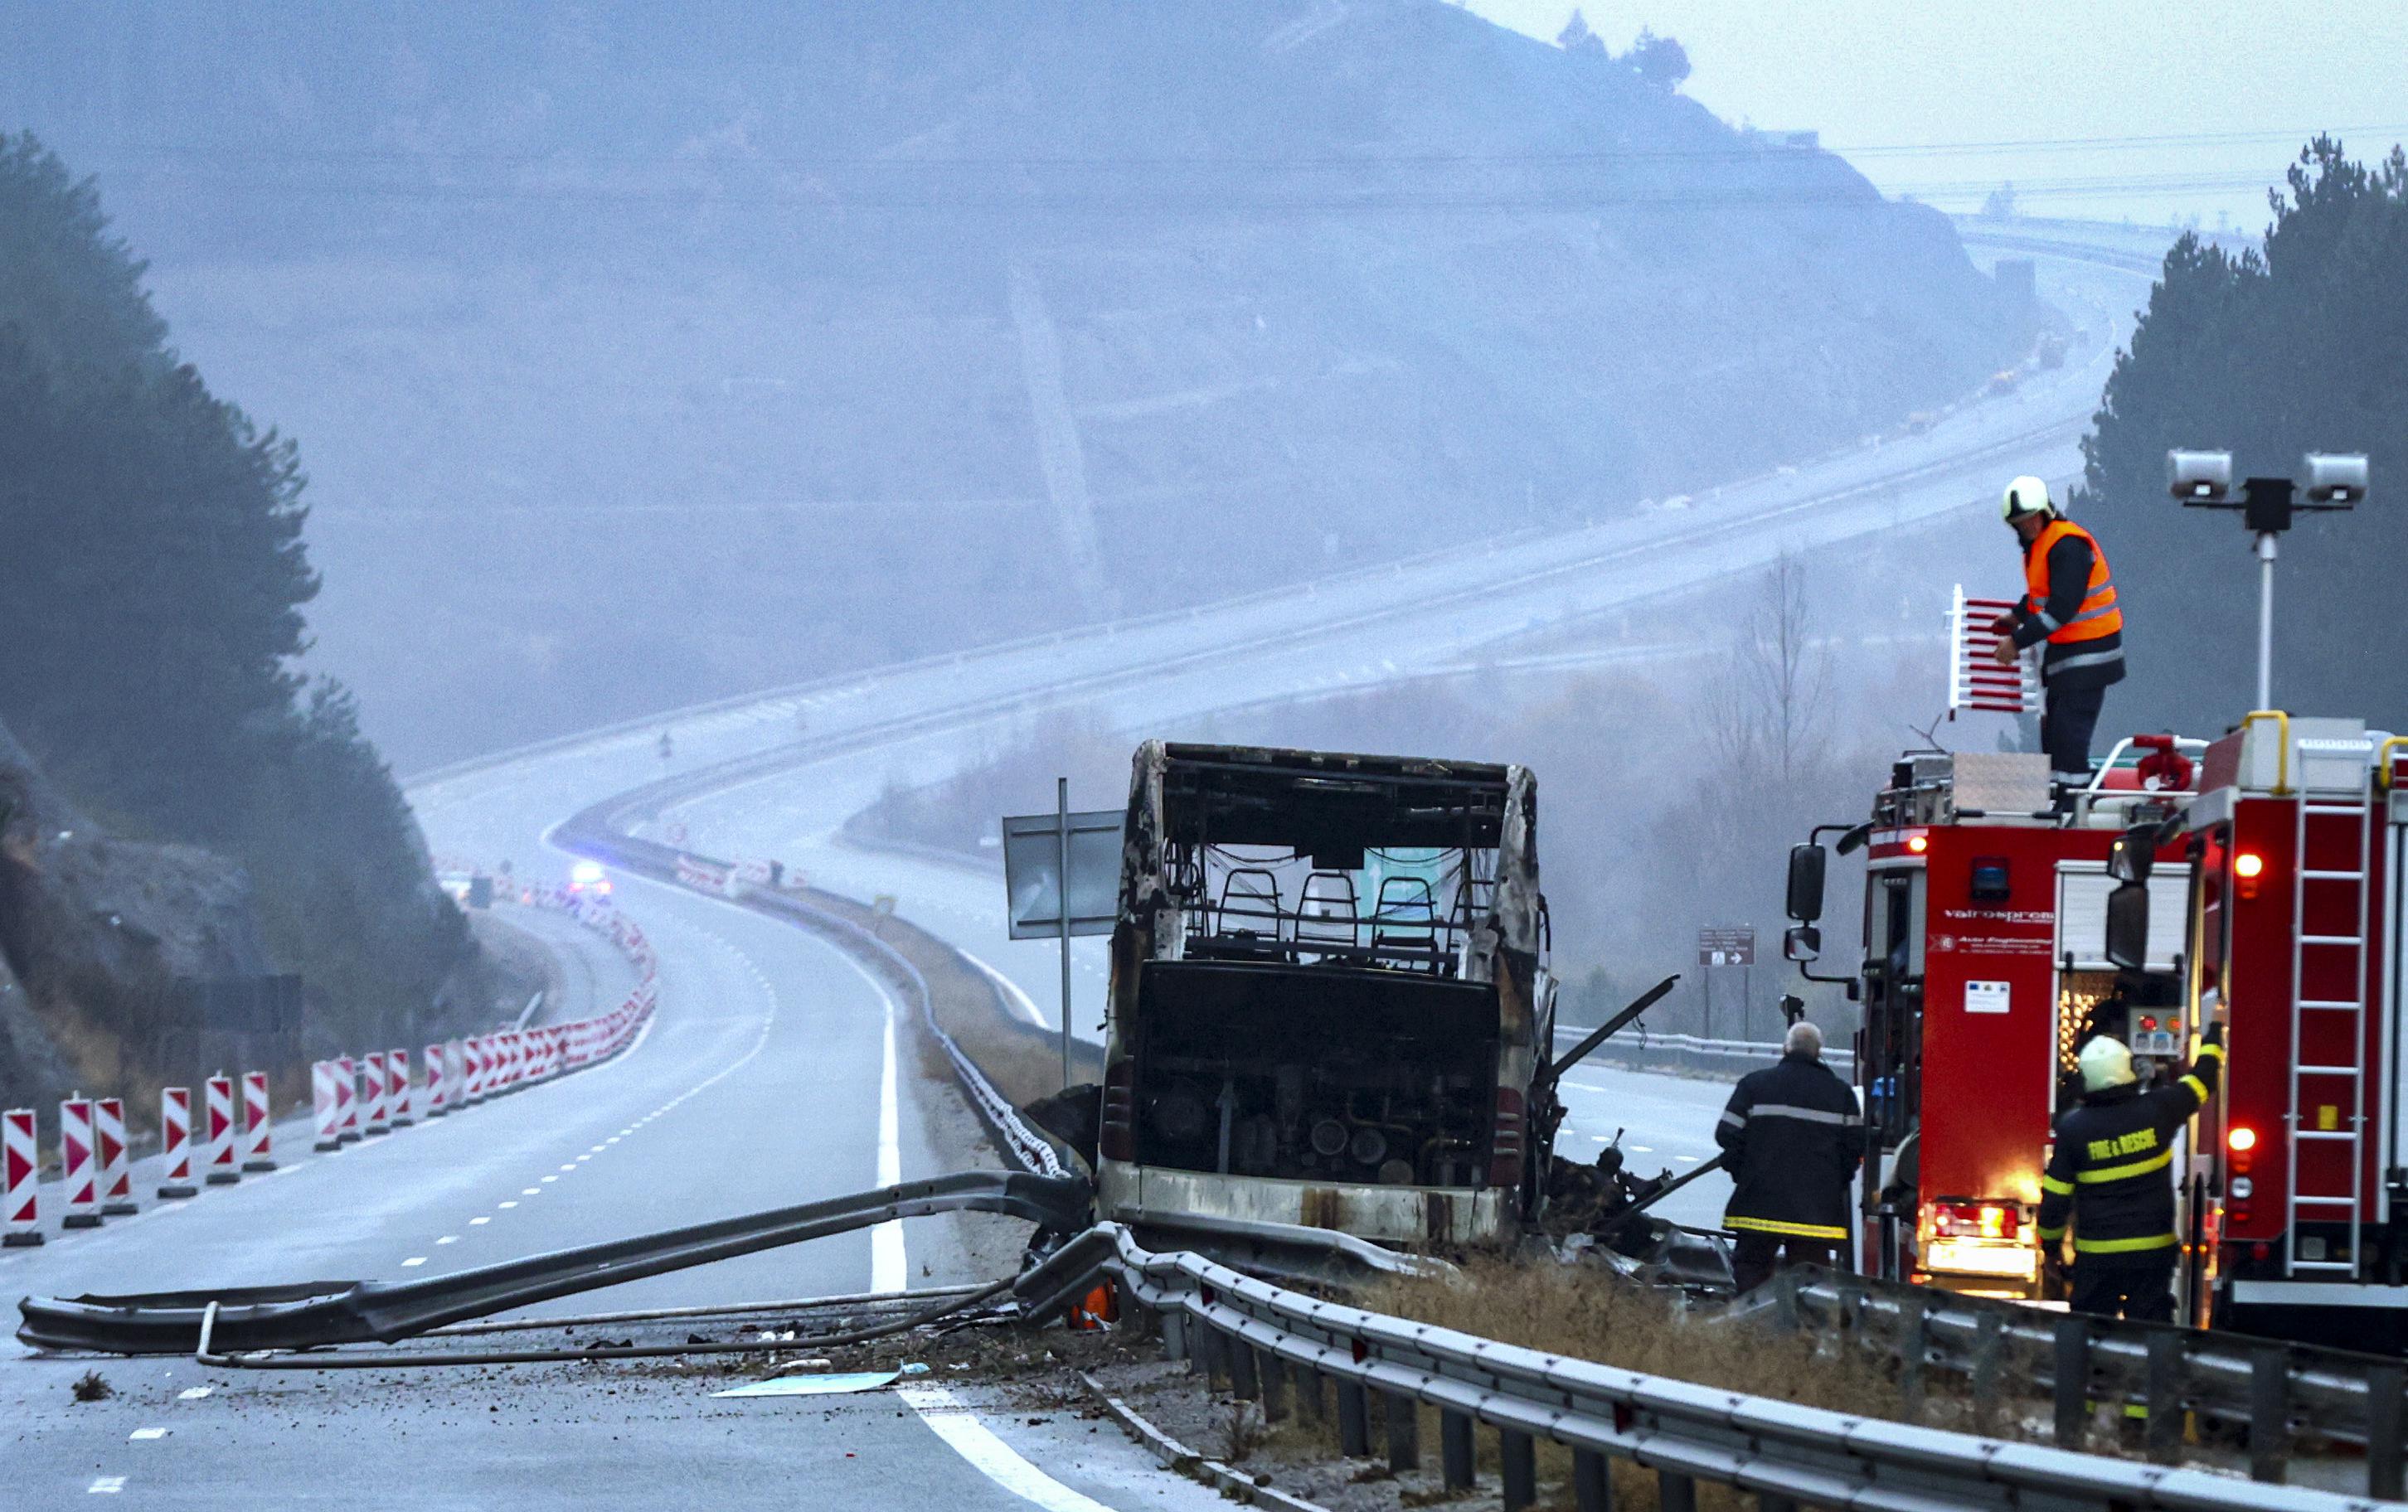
406 223 2175 1229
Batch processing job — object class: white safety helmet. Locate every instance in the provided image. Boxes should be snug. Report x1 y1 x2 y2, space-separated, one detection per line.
2002 474 2052 522
2079 1035 2136 1093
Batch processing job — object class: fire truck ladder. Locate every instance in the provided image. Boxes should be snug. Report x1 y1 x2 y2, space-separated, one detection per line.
2287 787 2375 1277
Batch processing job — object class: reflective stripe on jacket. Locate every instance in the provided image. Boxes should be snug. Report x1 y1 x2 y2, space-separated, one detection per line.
2010 516 2126 690
2037 1041 2224 1266
1716 1052 1863 1241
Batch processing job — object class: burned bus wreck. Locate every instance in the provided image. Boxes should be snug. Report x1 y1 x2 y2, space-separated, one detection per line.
1093 741 1552 1247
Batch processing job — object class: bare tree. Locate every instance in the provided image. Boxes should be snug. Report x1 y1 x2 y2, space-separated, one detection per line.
1736 553 1830 783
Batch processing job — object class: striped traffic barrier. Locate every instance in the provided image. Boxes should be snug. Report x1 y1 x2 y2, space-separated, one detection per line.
337 1055 360 1143
462 1035 484 1103
3 1108 41 1246
96 1097 137 1215
362 1051 390 1136
388 1047 414 1127
242 1071 275 1171
60 1095 102 1227
158 1088 197 1197
202 1074 240 1185
312 1061 342 1152
424 1041 449 1117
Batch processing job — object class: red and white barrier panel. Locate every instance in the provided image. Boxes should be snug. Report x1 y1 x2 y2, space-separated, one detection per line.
4 1107 41 1246
362 1050 390 1136
159 1087 197 1197
203 1074 240 1185
313 1062 342 1151
425 1041 450 1117
242 1071 276 1171
96 1096 136 1215
337 1055 359 1142
388 1048 414 1127
59 1095 101 1228
462 1035 485 1102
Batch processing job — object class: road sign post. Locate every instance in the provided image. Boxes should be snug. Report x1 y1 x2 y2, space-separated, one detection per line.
1696 927 1756 1040
1001 790 1123 1091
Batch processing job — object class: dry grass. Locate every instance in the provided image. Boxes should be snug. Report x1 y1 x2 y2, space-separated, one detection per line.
1363 1256 1898 1420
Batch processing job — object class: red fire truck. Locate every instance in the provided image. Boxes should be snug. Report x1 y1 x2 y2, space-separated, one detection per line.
2100 713 2408 1344
1781 735 2203 1299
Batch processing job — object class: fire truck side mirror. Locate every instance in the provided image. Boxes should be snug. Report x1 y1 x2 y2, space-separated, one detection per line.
1786 843 1828 923
2104 880 2150 971
1783 924 1822 963
2107 825 2155 885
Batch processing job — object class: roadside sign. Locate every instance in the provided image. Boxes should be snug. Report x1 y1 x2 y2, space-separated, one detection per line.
1696 926 1755 967
1002 807 1122 940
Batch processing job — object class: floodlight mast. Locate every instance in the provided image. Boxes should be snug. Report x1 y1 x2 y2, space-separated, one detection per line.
2166 449 2368 710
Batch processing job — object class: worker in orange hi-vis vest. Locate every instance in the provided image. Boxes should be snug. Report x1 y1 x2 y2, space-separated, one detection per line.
1987 476 2125 793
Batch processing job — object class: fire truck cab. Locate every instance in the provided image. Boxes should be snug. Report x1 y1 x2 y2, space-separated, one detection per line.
2105 713 2408 1344
1784 735 2202 1298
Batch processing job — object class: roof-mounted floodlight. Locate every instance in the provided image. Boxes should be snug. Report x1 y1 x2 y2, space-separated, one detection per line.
2302 452 2368 506
2167 448 2233 502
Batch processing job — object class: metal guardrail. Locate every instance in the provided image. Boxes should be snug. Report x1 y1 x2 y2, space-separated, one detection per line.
1553 1022 1854 1082
19 1170 1086 1355
1019 1225 2396 1512
1767 1267 2407 1497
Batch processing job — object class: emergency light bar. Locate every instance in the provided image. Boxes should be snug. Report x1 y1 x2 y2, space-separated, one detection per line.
1947 584 2037 716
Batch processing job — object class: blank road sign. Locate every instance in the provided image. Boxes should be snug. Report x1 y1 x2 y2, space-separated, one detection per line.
1002 808 1123 939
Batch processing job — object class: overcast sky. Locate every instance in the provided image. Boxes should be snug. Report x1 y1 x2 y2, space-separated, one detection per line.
1464 1 2408 230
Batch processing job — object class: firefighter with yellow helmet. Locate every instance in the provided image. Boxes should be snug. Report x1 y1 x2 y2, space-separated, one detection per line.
1988 476 2125 793
2038 1024 2226 1320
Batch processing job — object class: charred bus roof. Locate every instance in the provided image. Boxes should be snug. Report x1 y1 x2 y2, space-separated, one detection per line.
1155 742 1517 854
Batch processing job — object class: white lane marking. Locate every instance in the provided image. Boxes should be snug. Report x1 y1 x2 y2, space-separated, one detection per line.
470 1216 491 1225
129 1428 167 1441
898 1385 1111 1512
436 1235 458 1245
88 1476 126 1494
500 1200 520 1208
401 1257 427 1267
871 993 907 1293
589 1145 606 1153
176 1388 210 1402
541 1176 557 1183
960 950 1049 1028
558 1163 577 1171
521 1188 539 1195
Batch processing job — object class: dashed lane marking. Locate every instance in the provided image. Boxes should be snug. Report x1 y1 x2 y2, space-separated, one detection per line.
401 1258 427 1267
129 1428 167 1441
470 1216 491 1225
87 1476 126 1494
436 1235 458 1245
176 1388 210 1402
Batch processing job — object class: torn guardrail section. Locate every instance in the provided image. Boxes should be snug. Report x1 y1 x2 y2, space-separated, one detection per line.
19 1170 1088 1356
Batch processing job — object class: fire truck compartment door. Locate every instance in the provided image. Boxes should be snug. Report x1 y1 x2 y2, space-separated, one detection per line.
2056 864 2192 972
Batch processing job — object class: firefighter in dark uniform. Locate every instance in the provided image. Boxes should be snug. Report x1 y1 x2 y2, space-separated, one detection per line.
1987 475 2125 792
2037 1023 2226 1320
1715 1020 1863 1291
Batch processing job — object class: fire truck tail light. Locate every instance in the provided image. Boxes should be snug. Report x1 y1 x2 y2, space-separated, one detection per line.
1928 1200 2020 1240
1906 834 1929 855
2228 1126 2257 1152
2233 852 2265 879
2230 1176 2254 1199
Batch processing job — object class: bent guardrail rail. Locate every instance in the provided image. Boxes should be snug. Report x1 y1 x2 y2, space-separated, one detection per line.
1026 1224 2397 1512
18 1170 1087 1355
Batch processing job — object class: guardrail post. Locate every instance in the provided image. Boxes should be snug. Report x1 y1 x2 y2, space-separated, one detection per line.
2247 1345 2289 1485
1499 1427 1535 1511
1972 1309 2003 1434
1230 1336 1260 1401
1258 1348 1288 1422
2143 1329 2181 1464
1202 1324 1230 1392
1337 1381 1371 1457
1440 1409 1474 1490
2370 1363 2405 1500
1756 1495 1799 1512
2051 1316 2088 1450
1572 1449 1611 1512
1656 1470 1696 1512
1899 1291 1928 1423
1384 1392 1420 1472
1294 1363 1323 1424
1162 1311 1188 1364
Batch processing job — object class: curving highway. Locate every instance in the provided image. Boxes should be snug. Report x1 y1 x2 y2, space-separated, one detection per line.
7 220 2190 1503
